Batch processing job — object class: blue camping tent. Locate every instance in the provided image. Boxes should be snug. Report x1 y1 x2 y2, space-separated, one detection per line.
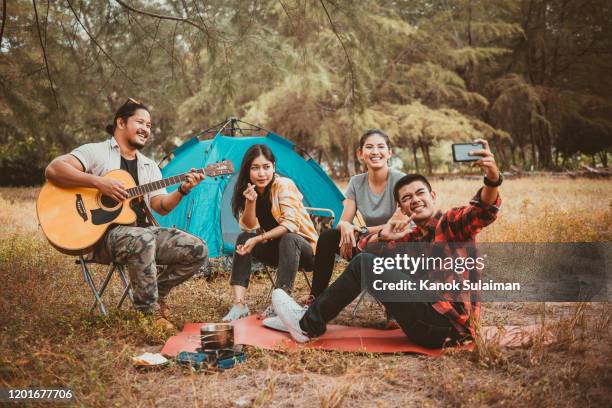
155 128 344 258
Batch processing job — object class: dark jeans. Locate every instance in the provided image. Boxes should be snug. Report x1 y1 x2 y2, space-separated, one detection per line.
300 252 465 348
311 228 359 298
231 231 314 291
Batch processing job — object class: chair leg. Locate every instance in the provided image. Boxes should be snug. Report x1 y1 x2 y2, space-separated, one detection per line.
79 256 108 316
266 268 312 299
264 266 278 300
116 265 134 309
300 270 312 291
351 290 386 320
118 286 131 309
351 290 368 319
89 264 117 314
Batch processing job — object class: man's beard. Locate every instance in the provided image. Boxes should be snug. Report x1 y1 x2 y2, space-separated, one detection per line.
128 138 145 150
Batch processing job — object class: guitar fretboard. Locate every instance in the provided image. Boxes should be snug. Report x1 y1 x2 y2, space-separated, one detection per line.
123 161 233 199
126 173 196 198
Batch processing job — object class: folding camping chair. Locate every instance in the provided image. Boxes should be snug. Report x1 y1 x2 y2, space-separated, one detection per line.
76 256 134 316
76 207 164 316
262 207 335 298
349 211 387 320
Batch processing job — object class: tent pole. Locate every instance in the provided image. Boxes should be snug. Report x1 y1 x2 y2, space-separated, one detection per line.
234 118 269 134
193 119 228 140
184 117 273 142
229 117 237 137
217 117 234 136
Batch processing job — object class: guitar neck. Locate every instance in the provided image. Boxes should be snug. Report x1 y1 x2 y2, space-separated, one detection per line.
126 169 204 198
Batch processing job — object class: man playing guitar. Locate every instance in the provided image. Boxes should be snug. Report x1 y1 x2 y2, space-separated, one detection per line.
44 98 207 331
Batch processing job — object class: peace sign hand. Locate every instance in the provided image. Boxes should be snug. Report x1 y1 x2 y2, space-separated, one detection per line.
379 214 414 241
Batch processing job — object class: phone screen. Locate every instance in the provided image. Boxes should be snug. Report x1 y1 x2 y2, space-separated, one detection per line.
452 143 485 162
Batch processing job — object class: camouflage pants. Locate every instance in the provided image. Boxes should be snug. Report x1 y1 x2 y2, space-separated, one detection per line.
97 226 208 314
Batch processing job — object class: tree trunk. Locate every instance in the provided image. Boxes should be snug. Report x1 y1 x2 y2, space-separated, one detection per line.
599 151 608 167
411 140 419 173
529 119 538 169
341 145 349 177
493 135 508 168
347 142 357 176
425 144 433 174
525 0 548 85
419 138 433 174
537 104 553 168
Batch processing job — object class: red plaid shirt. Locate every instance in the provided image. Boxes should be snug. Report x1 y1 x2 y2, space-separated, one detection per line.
360 188 501 337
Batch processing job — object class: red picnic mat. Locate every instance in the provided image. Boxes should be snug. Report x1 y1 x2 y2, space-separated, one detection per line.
161 315 549 357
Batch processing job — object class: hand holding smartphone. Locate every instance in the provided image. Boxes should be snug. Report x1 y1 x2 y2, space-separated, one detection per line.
452 142 485 162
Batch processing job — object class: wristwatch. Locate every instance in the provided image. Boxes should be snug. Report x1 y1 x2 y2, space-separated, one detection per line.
359 226 369 236
484 173 503 187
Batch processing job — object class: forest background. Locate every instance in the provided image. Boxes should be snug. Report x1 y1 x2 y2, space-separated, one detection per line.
1 0 611 185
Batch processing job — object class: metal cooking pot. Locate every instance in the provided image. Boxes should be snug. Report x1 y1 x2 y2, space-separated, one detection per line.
200 323 234 350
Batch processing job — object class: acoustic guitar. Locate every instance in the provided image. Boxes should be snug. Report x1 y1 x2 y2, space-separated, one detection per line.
36 160 234 255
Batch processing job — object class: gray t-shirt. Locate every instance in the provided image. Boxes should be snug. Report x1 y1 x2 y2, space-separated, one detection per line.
345 169 405 227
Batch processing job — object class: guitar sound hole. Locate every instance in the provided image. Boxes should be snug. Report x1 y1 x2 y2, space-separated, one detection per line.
100 195 119 208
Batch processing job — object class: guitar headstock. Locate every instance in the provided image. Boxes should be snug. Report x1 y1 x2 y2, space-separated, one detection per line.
204 160 234 177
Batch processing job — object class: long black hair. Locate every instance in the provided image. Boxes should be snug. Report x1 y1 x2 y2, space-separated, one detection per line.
105 98 149 135
231 144 276 219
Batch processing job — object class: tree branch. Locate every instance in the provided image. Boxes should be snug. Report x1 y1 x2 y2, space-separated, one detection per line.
318 0 356 107
43 0 49 47
0 0 5 49
144 18 161 66
123 9 192 94
190 0 208 29
277 0 298 35
32 0 60 109
171 20 178 81
65 0 136 85
113 0 211 39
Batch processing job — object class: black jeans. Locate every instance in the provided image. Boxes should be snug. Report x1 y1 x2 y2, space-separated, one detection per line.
311 229 359 298
300 252 465 348
230 231 314 291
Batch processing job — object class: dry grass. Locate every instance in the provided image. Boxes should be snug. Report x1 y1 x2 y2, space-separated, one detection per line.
0 177 611 407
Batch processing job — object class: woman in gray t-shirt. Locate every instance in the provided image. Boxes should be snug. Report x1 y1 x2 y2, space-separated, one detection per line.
310 129 407 298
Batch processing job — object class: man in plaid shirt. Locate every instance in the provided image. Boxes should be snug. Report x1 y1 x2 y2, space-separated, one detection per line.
270 139 502 348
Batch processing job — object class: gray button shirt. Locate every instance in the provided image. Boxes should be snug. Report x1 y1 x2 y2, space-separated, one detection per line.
70 137 166 209
345 169 405 227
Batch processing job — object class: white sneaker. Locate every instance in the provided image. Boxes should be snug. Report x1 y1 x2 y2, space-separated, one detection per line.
271 289 310 343
263 303 308 332
222 304 249 321
262 315 288 332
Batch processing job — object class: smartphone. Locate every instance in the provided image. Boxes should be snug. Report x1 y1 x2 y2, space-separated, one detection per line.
452 142 485 162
